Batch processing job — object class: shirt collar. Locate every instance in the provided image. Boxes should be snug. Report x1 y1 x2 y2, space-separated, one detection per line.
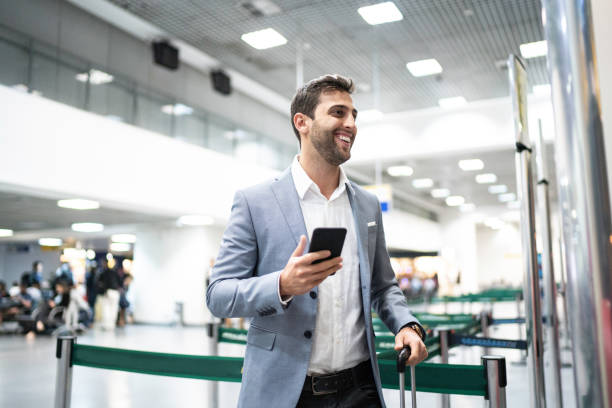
291 155 354 200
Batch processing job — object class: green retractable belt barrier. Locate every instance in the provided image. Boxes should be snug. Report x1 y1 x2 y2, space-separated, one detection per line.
69 343 488 396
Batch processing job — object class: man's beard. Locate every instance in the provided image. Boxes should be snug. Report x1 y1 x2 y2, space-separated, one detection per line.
310 122 350 166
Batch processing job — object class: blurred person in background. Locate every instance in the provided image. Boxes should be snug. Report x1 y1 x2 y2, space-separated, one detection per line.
96 259 121 330
117 273 133 327
30 260 44 285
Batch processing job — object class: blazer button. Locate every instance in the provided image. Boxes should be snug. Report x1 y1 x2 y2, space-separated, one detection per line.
304 330 312 339
310 291 317 299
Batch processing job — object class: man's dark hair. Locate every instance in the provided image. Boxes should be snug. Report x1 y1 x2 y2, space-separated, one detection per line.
290 74 355 145
32 260 42 270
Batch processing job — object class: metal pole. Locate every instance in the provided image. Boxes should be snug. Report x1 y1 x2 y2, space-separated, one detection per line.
480 311 490 356
508 55 547 408
541 0 612 406
439 329 450 408
206 321 219 408
556 238 571 351
54 335 75 408
534 119 563 408
482 355 507 408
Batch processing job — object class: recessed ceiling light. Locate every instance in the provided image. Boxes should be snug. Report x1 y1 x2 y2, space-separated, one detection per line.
110 242 131 252
241 28 287 50
412 178 434 188
177 215 215 226
498 193 517 202
75 69 114 85
438 96 467 108
520 40 547 59
431 188 450 198
161 103 193 116
445 195 465 206
533 84 551 95
111 234 136 243
86 249 96 260
57 199 100 210
357 2 403 25
358 109 384 122
71 222 104 232
0 228 14 237
484 217 505 230
489 184 508 194
39 238 63 246
460 203 476 212
387 165 413 177
458 159 484 171
406 59 443 77
475 173 497 184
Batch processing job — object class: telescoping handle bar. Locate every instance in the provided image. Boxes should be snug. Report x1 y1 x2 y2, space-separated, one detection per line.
397 347 416 408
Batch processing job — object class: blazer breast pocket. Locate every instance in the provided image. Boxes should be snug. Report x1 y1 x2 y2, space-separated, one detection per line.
247 325 276 351
367 222 377 261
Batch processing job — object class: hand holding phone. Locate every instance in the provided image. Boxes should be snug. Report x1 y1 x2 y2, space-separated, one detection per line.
308 228 347 274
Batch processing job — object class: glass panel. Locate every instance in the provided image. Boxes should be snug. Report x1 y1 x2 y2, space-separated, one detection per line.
0 39 29 87
258 137 284 170
174 113 207 147
30 53 58 99
135 91 172 136
55 62 87 109
208 118 235 156
234 129 259 165
89 76 135 124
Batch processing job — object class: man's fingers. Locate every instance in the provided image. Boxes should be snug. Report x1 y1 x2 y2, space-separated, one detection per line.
291 235 307 258
301 249 332 264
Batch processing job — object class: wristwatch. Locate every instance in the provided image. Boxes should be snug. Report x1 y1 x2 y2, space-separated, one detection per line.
403 322 426 341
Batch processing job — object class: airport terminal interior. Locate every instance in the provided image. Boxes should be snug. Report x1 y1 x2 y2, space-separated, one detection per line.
1 0 611 407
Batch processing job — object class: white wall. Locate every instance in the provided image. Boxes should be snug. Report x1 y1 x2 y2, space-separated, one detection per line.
130 224 224 325
0 0 291 146
0 85 278 222
475 224 523 287
438 213 479 294
382 210 441 252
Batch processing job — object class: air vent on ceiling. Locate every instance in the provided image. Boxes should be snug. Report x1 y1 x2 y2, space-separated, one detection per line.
240 0 281 17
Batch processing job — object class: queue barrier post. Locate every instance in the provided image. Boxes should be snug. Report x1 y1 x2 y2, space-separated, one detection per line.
482 356 507 408
206 321 220 408
54 335 75 408
480 311 491 356
438 329 450 408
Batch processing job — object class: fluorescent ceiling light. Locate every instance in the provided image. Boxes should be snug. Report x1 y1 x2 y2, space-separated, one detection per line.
458 159 484 171
75 69 114 85
498 193 517 202
111 234 136 243
71 222 104 232
475 173 497 184
438 96 467 108
412 178 434 189
520 40 547 59
431 188 450 198
241 28 287 50
0 228 14 237
178 215 215 226
406 59 443 77
110 242 131 252
460 203 476 212
387 165 413 177
358 109 384 122
445 195 465 206
507 201 521 209
161 103 193 116
357 2 403 25
533 84 551 95
57 199 100 210
488 184 508 194
39 238 63 246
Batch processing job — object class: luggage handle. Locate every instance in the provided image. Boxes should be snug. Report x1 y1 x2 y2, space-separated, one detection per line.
397 346 417 408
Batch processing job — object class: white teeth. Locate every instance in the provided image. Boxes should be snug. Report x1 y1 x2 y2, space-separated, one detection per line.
339 135 350 143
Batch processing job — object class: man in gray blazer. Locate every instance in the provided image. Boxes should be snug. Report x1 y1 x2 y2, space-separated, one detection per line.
207 74 427 407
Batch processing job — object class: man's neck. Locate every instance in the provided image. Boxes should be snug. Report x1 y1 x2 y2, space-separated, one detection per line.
298 153 341 200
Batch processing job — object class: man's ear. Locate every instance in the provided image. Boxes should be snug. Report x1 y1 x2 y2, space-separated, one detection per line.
293 113 310 138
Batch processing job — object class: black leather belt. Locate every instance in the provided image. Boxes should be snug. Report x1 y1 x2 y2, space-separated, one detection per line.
302 360 374 395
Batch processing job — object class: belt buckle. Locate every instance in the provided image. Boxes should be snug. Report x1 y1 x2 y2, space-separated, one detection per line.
311 375 337 396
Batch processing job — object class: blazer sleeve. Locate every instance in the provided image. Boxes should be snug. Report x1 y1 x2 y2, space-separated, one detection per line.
206 190 288 318
369 198 421 335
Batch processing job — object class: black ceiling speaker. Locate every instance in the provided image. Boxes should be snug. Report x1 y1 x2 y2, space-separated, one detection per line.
211 70 232 95
152 41 179 70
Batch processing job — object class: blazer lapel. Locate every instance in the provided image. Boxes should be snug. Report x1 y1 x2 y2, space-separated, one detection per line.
347 184 371 296
271 168 308 247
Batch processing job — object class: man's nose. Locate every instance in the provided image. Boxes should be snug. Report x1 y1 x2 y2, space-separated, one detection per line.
343 114 356 131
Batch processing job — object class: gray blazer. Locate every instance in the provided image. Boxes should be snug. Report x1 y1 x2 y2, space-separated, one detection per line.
206 168 419 408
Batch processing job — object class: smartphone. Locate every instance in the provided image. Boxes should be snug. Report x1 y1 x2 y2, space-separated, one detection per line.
308 228 347 272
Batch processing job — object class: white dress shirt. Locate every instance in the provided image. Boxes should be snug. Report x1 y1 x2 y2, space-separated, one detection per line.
290 156 369 375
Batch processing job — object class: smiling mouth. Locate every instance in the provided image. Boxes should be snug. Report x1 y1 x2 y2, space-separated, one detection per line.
335 134 352 147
